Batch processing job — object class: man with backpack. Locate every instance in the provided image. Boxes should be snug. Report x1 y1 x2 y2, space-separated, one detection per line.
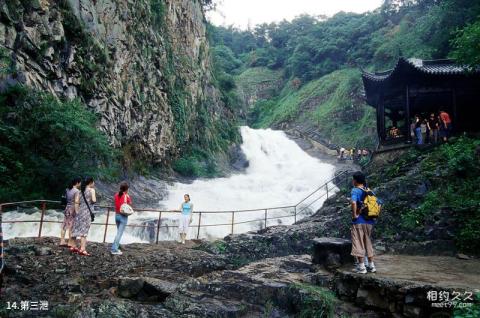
350 171 381 274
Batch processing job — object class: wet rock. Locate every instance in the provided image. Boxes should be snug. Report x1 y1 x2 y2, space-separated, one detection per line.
403 305 422 318
117 277 147 299
117 277 179 301
356 287 390 310
311 237 352 270
34 246 52 256
142 278 178 301
67 292 82 303
414 183 428 196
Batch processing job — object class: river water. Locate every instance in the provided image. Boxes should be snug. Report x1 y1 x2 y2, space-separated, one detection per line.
3 127 336 243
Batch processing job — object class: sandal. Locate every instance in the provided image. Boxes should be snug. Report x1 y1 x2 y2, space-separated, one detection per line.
69 247 80 254
78 250 91 256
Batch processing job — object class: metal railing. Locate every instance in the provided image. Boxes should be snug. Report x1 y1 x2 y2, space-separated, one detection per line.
0 171 352 244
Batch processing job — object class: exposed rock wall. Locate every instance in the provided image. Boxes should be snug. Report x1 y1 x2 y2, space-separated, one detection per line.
0 0 232 163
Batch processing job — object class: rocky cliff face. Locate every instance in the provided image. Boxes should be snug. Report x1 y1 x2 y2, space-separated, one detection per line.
0 0 234 163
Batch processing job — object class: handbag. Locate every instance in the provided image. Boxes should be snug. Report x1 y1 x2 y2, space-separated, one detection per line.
81 189 95 222
120 194 134 216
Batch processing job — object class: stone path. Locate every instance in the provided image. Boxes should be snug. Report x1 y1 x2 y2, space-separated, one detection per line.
340 254 480 290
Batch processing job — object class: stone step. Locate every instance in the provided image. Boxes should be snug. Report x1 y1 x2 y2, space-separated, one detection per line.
332 254 480 317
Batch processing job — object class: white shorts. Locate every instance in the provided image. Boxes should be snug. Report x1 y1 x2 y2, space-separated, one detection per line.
179 214 191 234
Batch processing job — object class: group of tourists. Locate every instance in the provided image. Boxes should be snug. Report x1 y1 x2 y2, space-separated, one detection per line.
59 177 96 256
412 110 452 145
338 147 370 162
59 171 379 273
59 178 194 256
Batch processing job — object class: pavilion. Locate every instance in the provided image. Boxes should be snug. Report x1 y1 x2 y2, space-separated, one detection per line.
362 57 480 145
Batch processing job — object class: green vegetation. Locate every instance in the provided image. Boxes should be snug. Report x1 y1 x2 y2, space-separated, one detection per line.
209 0 480 148
416 137 480 252
371 137 480 254
290 283 338 318
235 67 283 86
150 0 167 29
453 292 480 318
450 19 480 69
250 69 376 148
0 86 117 202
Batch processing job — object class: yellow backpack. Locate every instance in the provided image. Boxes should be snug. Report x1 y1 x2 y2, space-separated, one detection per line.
359 187 382 219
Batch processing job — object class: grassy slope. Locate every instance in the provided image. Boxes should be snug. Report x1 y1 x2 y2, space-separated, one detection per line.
247 68 376 148
235 67 283 88
367 136 480 254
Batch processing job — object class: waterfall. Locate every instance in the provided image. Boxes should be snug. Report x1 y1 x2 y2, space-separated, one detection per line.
3 127 336 243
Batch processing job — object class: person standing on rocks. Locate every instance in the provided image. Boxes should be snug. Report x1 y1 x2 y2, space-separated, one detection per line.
71 177 96 256
60 177 81 247
350 172 376 274
439 110 452 142
177 194 193 244
414 115 423 145
427 113 439 144
111 181 132 255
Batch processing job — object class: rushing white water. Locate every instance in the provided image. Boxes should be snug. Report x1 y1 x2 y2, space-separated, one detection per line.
156 126 336 239
3 127 336 243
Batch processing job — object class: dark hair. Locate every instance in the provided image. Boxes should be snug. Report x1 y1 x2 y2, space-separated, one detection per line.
352 171 366 185
118 181 129 197
81 176 94 193
68 177 82 190
184 194 190 202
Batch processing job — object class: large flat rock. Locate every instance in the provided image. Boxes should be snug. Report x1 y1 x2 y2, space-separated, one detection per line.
334 254 480 317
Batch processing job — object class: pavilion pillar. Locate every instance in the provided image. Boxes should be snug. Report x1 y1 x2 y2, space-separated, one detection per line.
451 88 458 131
376 94 386 143
379 99 386 142
405 85 412 143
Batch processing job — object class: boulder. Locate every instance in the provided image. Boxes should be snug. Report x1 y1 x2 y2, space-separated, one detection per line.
142 278 178 301
117 277 178 301
311 237 352 270
117 277 145 299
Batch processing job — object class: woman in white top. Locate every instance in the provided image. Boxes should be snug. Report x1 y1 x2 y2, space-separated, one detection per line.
176 194 193 244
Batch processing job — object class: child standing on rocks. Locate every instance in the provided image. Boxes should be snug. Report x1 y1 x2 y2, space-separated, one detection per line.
177 194 193 244
350 171 376 274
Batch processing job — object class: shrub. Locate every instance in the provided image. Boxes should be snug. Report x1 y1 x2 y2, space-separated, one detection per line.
0 86 118 202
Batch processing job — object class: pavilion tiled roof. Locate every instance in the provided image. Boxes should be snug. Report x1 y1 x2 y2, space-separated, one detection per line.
362 57 479 82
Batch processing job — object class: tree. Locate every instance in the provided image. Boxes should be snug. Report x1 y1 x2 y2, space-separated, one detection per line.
450 19 480 68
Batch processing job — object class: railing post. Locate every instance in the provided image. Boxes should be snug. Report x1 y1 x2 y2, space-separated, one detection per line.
326 184 329 199
156 211 162 244
294 206 297 223
38 201 46 238
264 209 267 229
103 208 111 243
231 211 234 235
196 212 202 240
